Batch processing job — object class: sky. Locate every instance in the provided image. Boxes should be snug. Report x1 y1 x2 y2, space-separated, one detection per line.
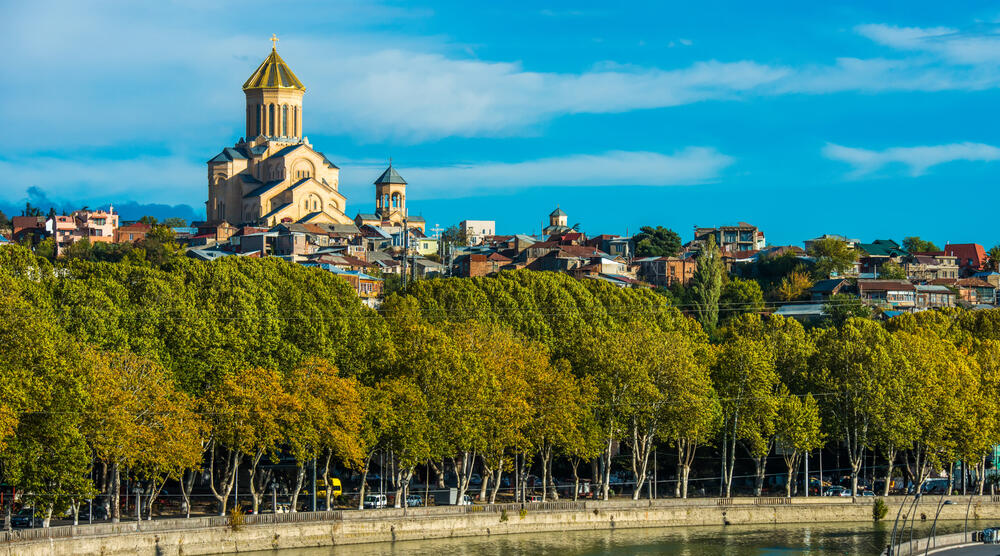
2 0 1000 246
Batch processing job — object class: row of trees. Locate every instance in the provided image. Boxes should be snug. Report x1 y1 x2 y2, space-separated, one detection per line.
2 245 1000 526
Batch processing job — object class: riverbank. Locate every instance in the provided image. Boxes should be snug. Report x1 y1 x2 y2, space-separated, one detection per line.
6 496 1000 556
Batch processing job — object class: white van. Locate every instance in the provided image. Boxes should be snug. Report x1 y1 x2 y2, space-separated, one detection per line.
363 494 387 509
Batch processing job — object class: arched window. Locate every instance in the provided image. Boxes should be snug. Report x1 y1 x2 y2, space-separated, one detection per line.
268 104 275 136
282 105 288 136
255 105 261 136
293 106 298 137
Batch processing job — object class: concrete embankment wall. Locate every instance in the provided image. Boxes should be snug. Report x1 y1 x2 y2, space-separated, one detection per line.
7 497 1000 556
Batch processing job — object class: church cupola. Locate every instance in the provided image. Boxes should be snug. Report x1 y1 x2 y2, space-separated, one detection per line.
243 35 306 140
549 206 568 228
374 162 407 220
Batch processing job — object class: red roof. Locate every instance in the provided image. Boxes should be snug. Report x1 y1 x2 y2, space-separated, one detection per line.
858 280 916 292
559 245 604 258
944 243 987 270
487 252 512 262
956 278 994 288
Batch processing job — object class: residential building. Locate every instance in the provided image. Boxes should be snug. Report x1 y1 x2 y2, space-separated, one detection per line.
942 243 988 276
460 220 496 246
857 239 909 276
73 208 119 243
933 278 997 305
693 222 765 253
634 256 697 287
857 280 916 310
456 252 512 277
904 253 959 281
586 235 633 259
415 236 439 256
809 278 852 301
914 284 956 309
45 215 77 250
803 234 860 252
114 222 152 243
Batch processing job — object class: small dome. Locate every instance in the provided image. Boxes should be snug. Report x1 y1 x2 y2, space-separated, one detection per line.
243 48 305 91
374 165 407 185
550 207 567 217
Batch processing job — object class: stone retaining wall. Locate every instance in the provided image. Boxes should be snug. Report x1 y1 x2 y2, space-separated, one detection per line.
6 497 1000 556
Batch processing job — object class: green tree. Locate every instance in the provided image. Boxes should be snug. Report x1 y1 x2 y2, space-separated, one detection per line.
903 237 940 253
988 245 1000 272
777 270 813 301
824 293 874 327
808 238 857 279
775 392 824 497
812 318 909 496
161 217 187 227
440 225 468 247
719 277 765 321
138 215 158 226
879 260 907 280
690 235 723 334
633 226 681 257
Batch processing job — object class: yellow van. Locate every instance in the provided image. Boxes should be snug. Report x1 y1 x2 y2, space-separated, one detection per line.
315 478 342 498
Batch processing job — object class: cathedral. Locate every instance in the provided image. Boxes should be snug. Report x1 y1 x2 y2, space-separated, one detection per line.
206 37 353 227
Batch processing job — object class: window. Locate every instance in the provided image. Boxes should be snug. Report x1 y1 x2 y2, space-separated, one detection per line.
293 106 298 136
255 105 261 136
269 104 275 136
282 105 288 136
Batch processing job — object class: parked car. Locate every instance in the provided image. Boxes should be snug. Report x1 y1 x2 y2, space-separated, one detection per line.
78 505 108 521
463 494 473 505
363 494 387 509
11 508 34 528
406 494 423 507
861 490 875 497
526 495 543 503
822 486 850 497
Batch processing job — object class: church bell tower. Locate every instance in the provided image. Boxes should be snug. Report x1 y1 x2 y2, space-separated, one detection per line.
242 34 306 140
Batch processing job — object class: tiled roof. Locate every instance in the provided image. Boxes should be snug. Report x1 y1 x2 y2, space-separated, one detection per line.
246 179 285 198
272 144 306 158
374 165 406 185
243 47 305 91
944 243 987 269
209 147 248 163
858 280 916 292
956 278 994 288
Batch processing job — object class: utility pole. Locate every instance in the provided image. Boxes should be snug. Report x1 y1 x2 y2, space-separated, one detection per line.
401 217 408 289
311 459 317 512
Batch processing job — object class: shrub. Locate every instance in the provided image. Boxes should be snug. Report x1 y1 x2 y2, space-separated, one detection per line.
500 509 509 522
228 506 245 531
873 498 888 522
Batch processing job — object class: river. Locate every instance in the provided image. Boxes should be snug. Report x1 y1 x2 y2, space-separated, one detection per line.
242 520 989 555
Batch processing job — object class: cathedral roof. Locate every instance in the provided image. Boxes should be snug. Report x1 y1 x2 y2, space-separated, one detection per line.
208 147 248 163
374 165 407 185
550 207 567 217
243 48 306 91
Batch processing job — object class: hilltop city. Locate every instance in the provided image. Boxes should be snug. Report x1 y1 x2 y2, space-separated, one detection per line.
1 41 997 319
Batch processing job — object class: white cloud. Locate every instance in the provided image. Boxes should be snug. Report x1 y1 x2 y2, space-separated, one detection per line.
391 148 734 198
822 142 1000 177
855 23 1000 65
0 156 205 206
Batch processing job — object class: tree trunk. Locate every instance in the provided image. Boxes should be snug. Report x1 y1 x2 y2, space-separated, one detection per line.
882 448 896 497
357 453 373 510
207 442 241 516
41 504 52 528
110 461 121 523
289 465 307 512
539 445 551 502
429 460 446 489
601 437 614 500
752 455 766 497
570 457 581 501
630 423 654 501
181 468 197 519
489 457 504 504
247 448 266 515
321 449 333 511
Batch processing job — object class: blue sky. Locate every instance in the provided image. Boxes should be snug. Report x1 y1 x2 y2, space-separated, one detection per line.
3 1 1000 246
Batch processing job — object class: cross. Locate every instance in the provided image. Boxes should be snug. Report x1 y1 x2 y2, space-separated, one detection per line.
270 34 279 49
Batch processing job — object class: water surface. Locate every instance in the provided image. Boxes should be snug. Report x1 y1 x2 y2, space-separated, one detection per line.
246 520 987 555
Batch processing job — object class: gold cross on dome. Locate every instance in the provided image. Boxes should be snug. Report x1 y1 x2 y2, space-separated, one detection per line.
271 34 279 49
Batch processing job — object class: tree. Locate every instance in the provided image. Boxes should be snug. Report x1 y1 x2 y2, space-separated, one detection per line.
690 235 723 334
633 226 681 257
138 215 158 226
903 237 940 254
988 245 1000 272
440 225 468 247
719 277 765 321
879 260 907 280
808 238 857 278
812 318 908 496
161 217 187 228
824 293 874 327
777 271 813 301
21 202 42 217
0 210 9 230
775 392 823 497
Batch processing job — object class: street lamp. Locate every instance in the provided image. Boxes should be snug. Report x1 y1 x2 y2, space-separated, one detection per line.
925 500 954 556
134 486 143 522
889 490 911 556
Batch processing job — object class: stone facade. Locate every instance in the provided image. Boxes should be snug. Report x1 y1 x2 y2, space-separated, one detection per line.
206 42 351 227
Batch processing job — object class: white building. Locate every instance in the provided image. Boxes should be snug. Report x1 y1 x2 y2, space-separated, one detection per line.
460 220 496 246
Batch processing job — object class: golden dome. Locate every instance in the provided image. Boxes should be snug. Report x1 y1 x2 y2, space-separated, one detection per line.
242 44 305 92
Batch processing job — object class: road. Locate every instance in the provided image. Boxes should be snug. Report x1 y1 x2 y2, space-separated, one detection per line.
936 546 1000 555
